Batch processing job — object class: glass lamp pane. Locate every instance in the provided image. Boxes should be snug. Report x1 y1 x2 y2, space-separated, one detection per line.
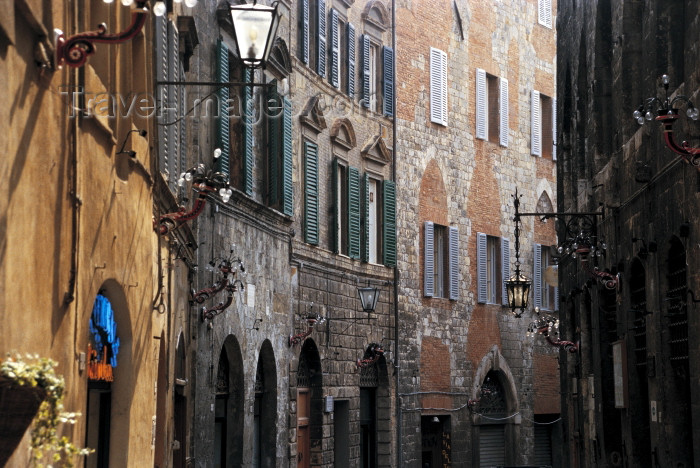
231 5 276 66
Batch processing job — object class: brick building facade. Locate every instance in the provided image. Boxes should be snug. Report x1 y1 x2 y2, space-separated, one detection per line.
394 0 560 466
557 1 700 467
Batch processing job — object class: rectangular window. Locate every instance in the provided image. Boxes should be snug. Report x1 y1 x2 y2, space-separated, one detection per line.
336 162 349 255
367 177 382 264
534 244 558 311
424 222 459 299
430 48 448 126
266 87 293 215
338 16 347 92
476 70 508 146
332 159 360 258
532 91 556 158
369 42 378 111
477 233 509 304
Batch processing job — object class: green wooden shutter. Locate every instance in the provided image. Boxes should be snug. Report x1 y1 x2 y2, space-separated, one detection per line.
300 0 309 64
243 67 254 195
361 173 370 262
382 46 394 117
383 180 396 267
331 157 339 253
317 0 326 77
348 166 361 259
282 97 293 216
267 82 280 206
216 39 230 177
347 23 356 97
304 142 319 245
329 8 339 88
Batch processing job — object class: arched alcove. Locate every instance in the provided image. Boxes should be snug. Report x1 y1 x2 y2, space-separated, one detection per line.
297 339 322 466
216 335 244 467
254 340 277 468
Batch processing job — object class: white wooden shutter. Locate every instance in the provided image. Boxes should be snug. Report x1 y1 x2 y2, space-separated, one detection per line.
554 284 560 311
448 226 459 300
477 232 487 303
155 16 169 180
531 90 542 156
538 0 552 28
552 97 557 160
424 222 435 297
499 77 509 147
430 48 447 126
534 243 542 309
501 237 510 306
475 68 487 140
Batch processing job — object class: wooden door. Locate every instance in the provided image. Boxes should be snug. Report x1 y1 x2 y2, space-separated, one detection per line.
297 388 310 468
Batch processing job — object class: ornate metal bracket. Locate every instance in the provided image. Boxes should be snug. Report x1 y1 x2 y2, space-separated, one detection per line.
191 261 238 304
201 280 244 321
288 311 325 347
528 309 578 353
356 343 384 368
579 253 619 290
55 4 149 69
157 185 213 236
656 112 700 169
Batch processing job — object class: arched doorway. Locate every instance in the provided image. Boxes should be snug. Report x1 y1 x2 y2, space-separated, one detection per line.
253 340 277 468
173 333 187 468
297 339 322 468
215 335 244 467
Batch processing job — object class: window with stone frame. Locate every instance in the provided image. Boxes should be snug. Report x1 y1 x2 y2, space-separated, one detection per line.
477 233 510 305
476 69 509 146
424 222 459 300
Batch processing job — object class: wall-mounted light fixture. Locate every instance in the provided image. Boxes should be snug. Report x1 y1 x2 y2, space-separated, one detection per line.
288 303 326 347
527 308 578 353
633 74 700 169
507 189 618 306
504 191 532 317
55 0 152 69
356 343 384 368
196 247 245 321
156 149 232 236
357 282 381 313
116 129 148 158
229 1 281 69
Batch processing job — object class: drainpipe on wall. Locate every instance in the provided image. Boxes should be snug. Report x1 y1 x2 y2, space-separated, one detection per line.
391 0 401 465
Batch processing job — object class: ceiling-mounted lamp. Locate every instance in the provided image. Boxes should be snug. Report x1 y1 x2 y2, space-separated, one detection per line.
229 1 281 69
633 74 700 169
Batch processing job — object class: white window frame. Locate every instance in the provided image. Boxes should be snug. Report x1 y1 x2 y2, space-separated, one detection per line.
538 0 552 29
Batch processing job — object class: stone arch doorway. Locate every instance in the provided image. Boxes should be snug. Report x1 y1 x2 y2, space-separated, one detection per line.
471 346 519 467
215 335 244 468
296 339 322 468
253 339 277 468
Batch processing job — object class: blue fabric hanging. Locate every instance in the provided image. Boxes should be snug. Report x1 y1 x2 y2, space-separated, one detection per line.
89 294 120 367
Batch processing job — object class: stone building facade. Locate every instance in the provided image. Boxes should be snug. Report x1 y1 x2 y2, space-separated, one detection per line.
394 0 560 466
556 1 700 467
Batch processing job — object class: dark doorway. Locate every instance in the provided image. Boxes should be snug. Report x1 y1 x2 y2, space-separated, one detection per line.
334 400 350 468
85 381 111 468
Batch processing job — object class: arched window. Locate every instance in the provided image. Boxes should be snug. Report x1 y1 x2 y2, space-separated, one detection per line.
253 340 277 468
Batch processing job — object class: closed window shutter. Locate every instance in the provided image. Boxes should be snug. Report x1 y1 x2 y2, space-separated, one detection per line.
155 16 168 179
538 0 552 28
362 173 369 262
430 48 447 125
501 237 510 306
215 39 231 178
347 23 356 97
282 97 294 216
531 90 541 156
361 35 370 108
499 77 509 147
552 97 557 160
448 226 459 300
382 46 394 117
267 84 281 206
317 0 326 77
477 232 487 303
178 66 187 182
554 285 559 311
301 0 309 64
331 157 339 253
329 8 339 88
168 23 180 191
424 222 435 297
475 68 486 139
382 180 396 267
534 243 542 309
348 166 361 259
304 142 319 245
243 68 254 195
